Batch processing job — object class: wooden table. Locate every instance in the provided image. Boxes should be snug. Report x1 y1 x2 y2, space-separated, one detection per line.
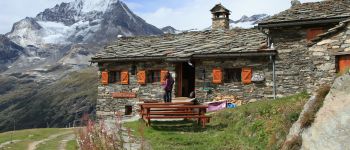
141 104 210 128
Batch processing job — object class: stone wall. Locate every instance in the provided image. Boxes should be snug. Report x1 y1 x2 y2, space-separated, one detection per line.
308 23 350 87
96 57 275 118
96 61 176 119
194 57 273 102
212 18 229 30
269 25 337 97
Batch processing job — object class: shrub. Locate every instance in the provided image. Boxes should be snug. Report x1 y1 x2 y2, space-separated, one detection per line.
300 85 331 128
76 113 146 150
282 135 302 150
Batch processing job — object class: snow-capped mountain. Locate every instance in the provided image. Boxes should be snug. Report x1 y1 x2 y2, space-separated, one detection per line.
161 26 180 34
2 0 164 77
230 14 269 29
6 0 163 47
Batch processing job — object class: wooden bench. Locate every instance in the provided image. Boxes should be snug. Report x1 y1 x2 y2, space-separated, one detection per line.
138 102 194 117
141 105 210 128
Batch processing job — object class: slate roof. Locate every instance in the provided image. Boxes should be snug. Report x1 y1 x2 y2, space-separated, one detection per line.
91 29 275 62
210 4 231 13
259 0 350 25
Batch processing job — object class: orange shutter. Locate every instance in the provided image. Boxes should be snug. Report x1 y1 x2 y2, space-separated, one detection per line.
212 68 222 84
161 70 168 84
121 71 129 85
307 28 324 41
137 70 146 85
101 71 108 85
339 55 350 73
242 68 252 84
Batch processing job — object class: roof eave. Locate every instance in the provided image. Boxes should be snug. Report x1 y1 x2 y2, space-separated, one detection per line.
258 17 350 28
90 50 277 63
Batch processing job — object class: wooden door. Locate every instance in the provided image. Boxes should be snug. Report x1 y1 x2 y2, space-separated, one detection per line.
175 64 183 97
338 55 350 73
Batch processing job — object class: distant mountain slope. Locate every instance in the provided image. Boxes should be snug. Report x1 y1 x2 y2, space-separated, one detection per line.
0 35 25 72
0 68 97 132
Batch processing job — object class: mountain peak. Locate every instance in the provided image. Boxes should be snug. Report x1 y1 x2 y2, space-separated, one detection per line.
230 14 269 29
72 0 120 13
161 26 180 34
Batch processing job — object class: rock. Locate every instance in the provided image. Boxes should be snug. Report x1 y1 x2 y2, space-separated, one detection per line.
345 39 350 44
317 63 334 71
309 46 327 52
316 39 337 45
312 52 324 56
301 74 350 149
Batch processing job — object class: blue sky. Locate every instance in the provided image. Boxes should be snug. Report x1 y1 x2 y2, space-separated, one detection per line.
0 0 322 34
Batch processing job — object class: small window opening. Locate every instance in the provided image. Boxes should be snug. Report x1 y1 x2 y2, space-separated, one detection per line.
109 71 121 83
147 70 161 83
224 68 242 83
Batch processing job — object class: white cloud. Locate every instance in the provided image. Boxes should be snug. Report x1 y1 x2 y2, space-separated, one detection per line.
136 0 323 30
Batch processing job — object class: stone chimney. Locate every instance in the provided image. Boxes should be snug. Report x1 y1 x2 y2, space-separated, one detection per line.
210 3 231 30
291 0 301 7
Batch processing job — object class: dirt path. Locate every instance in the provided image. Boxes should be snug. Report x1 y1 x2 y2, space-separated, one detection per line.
58 133 75 150
27 131 72 150
0 140 22 149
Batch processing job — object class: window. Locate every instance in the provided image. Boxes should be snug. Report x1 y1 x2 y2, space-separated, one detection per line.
337 55 350 74
108 71 121 83
307 28 324 41
224 68 242 83
147 70 161 83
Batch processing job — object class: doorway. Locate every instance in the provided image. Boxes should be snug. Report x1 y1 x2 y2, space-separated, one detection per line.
176 62 195 97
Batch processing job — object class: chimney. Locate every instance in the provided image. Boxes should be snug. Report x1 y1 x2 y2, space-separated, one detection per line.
210 4 231 30
291 0 301 7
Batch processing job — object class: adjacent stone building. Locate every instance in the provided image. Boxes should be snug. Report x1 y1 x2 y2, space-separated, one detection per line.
258 0 350 95
91 1 350 118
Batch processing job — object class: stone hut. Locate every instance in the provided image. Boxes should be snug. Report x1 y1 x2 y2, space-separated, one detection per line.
257 0 350 95
91 28 276 117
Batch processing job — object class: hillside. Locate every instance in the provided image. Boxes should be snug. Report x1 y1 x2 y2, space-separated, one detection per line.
126 93 309 150
0 68 97 132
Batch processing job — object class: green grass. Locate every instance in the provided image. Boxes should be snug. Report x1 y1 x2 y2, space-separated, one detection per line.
125 92 309 150
66 139 78 150
0 128 74 150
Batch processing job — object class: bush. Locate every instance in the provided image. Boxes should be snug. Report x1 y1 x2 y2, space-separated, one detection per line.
300 85 331 128
282 135 302 150
76 114 146 150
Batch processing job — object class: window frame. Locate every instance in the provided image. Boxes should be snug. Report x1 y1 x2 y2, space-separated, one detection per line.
108 70 121 84
147 70 161 83
306 27 324 41
224 68 242 83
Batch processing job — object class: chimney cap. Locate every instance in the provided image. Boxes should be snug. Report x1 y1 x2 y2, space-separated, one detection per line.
210 3 231 14
291 0 301 7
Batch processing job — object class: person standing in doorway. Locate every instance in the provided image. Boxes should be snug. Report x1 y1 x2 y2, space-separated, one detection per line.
163 72 174 103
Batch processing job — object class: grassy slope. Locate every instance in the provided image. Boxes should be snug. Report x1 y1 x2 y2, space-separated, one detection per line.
126 93 309 150
0 68 98 132
0 128 74 150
